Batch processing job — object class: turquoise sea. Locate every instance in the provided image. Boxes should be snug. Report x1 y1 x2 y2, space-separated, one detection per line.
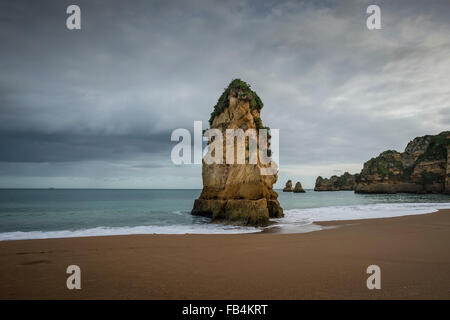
0 189 449 240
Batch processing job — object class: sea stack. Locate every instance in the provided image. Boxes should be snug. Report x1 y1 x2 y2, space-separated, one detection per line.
191 79 283 226
293 181 305 193
283 180 293 192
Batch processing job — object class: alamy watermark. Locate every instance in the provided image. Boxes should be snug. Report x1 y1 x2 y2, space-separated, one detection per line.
66 265 81 290
366 5 381 30
366 265 381 289
170 121 279 175
66 5 81 30
64 4 380 31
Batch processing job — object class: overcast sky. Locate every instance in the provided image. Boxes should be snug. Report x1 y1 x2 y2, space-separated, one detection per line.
0 0 449 189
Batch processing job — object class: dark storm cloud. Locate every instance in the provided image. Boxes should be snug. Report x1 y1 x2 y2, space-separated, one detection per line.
0 0 449 188
0 131 171 162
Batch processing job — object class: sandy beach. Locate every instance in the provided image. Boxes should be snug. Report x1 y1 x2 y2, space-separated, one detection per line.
0 209 449 300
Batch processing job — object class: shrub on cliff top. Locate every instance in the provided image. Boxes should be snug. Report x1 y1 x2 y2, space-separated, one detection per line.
209 79 264 125
363 150 403 177
416 131 450 162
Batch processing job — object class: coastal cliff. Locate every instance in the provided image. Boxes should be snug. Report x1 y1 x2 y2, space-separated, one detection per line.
314 172 359 191
191 79 283 226
355 131 450 194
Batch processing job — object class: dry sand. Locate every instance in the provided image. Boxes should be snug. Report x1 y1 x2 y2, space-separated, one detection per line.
0 209 449 299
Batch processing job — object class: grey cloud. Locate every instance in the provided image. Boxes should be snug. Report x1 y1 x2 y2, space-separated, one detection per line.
0 131 171 162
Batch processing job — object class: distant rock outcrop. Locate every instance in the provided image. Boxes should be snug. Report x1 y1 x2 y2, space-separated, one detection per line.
191 79 283 226
293 182 305 193
283 180 293 192
355 131 450 194
314 172 359 191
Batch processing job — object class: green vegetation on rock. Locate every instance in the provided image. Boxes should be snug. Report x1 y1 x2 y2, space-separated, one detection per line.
209 79 264 125
364 151 403 178
314 172 359 191
356 131 450 194
416 131 450 162
420 171 443 185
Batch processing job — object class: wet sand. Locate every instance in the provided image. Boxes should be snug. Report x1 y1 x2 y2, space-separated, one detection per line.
0 209 449 299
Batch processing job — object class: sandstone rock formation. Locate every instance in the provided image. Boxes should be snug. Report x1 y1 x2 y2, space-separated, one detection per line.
191 79 283 226
283 180 293 192
314 172 359 191
355 131 450 194
293 181 305 193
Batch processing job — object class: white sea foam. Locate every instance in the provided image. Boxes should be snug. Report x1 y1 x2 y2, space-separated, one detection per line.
1 202 449 240
0 224 260 241
270 202 450 233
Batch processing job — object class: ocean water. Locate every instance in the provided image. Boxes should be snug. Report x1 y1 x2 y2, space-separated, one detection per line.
0 189 449 240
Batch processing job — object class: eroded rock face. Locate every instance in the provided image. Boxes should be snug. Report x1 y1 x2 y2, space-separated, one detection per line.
293 182 305 193
355 131 450 194
283 180 293 192
191 79 283 226
314 172 359 191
